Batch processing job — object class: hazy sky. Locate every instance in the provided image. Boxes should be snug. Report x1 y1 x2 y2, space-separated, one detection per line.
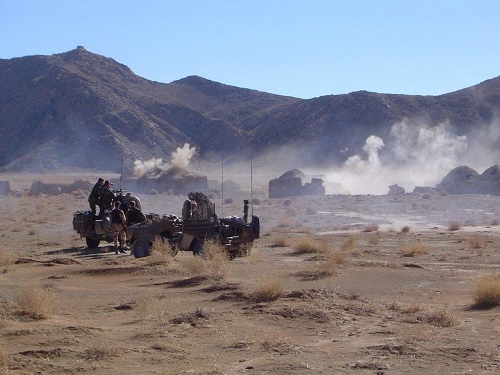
1 0 499 99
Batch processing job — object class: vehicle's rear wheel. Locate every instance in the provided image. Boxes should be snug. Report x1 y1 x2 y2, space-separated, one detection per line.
132 239 151 258
86 237 100 248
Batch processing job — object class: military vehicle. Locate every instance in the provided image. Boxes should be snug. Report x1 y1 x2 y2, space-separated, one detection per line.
73 210 116 248
128 192 260 259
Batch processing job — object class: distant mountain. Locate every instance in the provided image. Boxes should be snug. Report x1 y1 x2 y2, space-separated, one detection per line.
0 47 498 173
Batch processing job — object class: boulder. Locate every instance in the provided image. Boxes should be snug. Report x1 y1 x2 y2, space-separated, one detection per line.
436 165 500 195
30 181 61 195
269 169 325 198
388 184 405 195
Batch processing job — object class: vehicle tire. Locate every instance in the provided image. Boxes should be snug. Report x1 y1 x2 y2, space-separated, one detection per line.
191 237 203 256
132 239 151 258
86 237 101 248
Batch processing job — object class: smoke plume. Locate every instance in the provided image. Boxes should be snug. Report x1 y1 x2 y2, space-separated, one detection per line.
171 143 196 168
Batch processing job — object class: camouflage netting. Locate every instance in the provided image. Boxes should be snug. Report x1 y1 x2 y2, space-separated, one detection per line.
189 192 215 219
127 215 180 243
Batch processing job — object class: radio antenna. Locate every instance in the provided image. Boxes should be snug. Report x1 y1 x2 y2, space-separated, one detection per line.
250 147 254 217
221 148 224 218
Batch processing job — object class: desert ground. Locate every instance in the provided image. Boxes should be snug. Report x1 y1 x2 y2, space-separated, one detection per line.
0 172 499 375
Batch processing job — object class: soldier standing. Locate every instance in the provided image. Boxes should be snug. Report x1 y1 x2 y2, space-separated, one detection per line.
88 178 104 217
98 180 115 216
110 200 127 254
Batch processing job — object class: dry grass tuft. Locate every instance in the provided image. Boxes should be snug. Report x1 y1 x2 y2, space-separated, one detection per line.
0 341 9 373
179 240 229 280
472 274 500 309
448 221 462 231
402 243 430 257
302 249 347 279
423 309 458 327
170 307 211 326
367 233 380 245
16 284 58 319
340 236 356 252
387 301 422 314
0 246 16 272
135 292 166 321
293 236 328 254
468 235 486 250
272 236 289 247
150 237 176 263
248 275 285 303
84 341 119 361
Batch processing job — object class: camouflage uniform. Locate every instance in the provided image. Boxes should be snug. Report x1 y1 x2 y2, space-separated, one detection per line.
99 184 115 214
88 179 103 216
111 205 127 254
126 206 147 226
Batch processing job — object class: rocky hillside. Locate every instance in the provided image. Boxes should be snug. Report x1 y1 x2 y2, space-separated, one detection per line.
0 47 498 172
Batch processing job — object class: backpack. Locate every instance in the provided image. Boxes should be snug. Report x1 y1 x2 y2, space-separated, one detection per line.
111 208 122 224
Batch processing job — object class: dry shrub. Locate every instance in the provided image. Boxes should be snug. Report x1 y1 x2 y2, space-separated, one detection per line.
202 240 230 279
468 235 486 250
16 284 58 319
448 221 462 231
272 236 289 247
170 307 211 326
423 309 458 327
150 237 176 260
472 274 500 309
491 218 499 226
293 236 328 254
277 219 294 228
224 197 233 204
252 198 261 205
261 336 294 354
84 340 119 361
313 249 347 276
179 241 229 280
362 224 379 232
401 226 410 234
283 199 292 206
387 301 421 314
135 292 165 321
340 236 356 252
248 274 284 303
402 244 430 257
0 246 15 272
0 341 8 373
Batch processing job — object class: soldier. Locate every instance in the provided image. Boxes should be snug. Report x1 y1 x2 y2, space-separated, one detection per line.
98 180 115 217
88 178 104 217
126 200 147 226
110 200 127 254
122 192 142 211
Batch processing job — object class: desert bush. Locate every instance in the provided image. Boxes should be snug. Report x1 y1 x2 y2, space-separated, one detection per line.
283 199 291 206
150 237 176 260
448 221 462 231
84 341 119 361
468 235 486 250
387 301 421 313
472 274 500 308
317 249 347 273
0 246 15 272
423 309 458 327
277 219 294 228
402 244 430 257
340 236 356 252
180 256 206 275
16 284 58 319
272 236 289 247
248 275 284 303
401 225 410 234
149 189 159 195
491 219 499 226
293 236 328 254
202 240 230 279
209 192 218 200
367 233 380 245
252 198 261 205
224 197 233 204
135 292 165 321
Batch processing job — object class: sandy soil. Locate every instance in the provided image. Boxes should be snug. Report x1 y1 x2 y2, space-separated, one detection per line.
0 172 499 374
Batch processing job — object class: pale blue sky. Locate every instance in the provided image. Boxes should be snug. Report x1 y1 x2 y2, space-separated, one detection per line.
1 0 499 98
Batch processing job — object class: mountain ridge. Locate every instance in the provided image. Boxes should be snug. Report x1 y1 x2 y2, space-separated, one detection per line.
0 47 498 173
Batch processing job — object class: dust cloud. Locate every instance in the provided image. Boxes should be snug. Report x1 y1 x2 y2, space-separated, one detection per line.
323 119 499 195
133 143 197 177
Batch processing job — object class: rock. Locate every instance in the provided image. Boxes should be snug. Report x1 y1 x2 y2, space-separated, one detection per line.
436 165 500 195
269 169 325 198
30 181 61 195
388 184 405 195
413 186 437 194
